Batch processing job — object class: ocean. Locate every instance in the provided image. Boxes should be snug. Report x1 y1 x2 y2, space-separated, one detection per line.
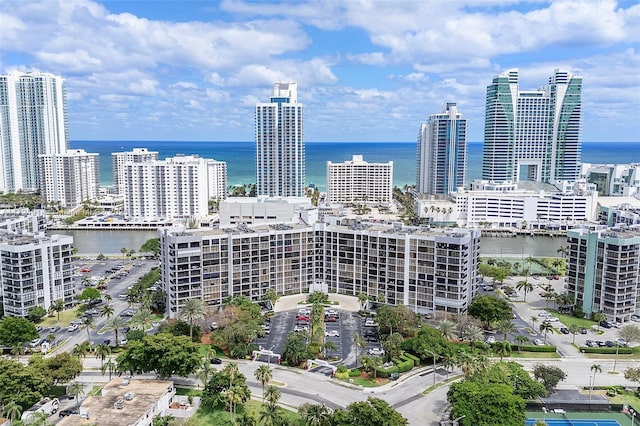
71 140 640 192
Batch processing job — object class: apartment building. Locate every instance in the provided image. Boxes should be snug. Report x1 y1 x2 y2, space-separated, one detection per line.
582 163 640 197
0 209 47 234
123 155 227 220
159 220 480 318
0 71 68 193
112 148 159 195
218 196 314 226
38 149 100 210
0 232 74 317
566 226 640 323
326 155 393 205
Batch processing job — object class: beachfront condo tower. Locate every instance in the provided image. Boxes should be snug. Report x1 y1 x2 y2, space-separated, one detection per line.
256 82 305 197
417 102 467 195
0 71 69 193
482 69 582 184
39 149 100 210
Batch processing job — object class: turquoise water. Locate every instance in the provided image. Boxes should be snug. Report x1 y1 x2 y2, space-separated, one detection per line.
70 140 640 191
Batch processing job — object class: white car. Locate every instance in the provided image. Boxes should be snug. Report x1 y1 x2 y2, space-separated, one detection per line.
325 330 340 337
67 324 79 332
368 347 385 356
631 315 640 322
119 339 128 346
293 325 309 332
485 336 496 344
534 338 545 346
547 317 560 322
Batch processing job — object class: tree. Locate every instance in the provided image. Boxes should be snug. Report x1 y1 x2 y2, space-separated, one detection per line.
556 246 567 259
78 287 101 303
298 403 332 426
101 358 117 380
592 312 606 331
515 335 529 351
568 324 580 345
624 367 640 383
152 415 176 426
382 332 404 360
591 364 602 390
261 288 280 310
2 400 22 423
72 342 91 359
105 316 126 346
357 292 369 310
94 343 111 368
495 319 515 342
615 324 640 372
493 341 512 361
27 306 47 323
448 381 526 426
376 305 420 336
37 352 83 386
259 397 282 426
539 321 554 344
0 316 38 347
179 298 206 340
439 320 457 341
462 324 484 343
468 296 512 329
282 331 311 367
361 355 383 379
130 309 155 332
83 315 95 342
202 363 250 410
332 397 408 426
353 333 365 369
197 362 215 388
254 365 272 404
530 315 539 330
51 299 64 323
516 280 533 302
120 247 128 259
0 358 50 411
140 238 161 256
116 333 201 379
100 304 114 320
68 381 85 408
533 364 566 394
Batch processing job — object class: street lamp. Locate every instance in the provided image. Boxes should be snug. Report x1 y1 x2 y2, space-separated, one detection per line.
589 374 593 408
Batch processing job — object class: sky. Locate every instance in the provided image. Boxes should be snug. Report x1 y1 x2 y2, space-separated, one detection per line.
1 0 639 143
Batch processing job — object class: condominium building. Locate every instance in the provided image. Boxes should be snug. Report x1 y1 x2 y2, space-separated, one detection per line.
0 208 47 235
256 82 304 197
38 149 100 210
219 196 314 226
159 220 480 318
123 155 227 220
599 202 640 227
0 232 74 317
326 155 393 205
582 163 640 197
417 103 467 195
0 71 68 193
112 148 159 195
482 69 582 184
566 226 640 323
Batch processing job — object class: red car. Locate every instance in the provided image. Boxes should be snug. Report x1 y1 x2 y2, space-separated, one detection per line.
80 268 91 273
296 315 310 321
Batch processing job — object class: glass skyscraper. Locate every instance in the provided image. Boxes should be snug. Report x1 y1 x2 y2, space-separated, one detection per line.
482 69 582 184
255 82 304 197
0 71 68 193
417 102 467 195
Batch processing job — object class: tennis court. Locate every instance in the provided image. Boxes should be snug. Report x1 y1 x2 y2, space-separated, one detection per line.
526 420 621 426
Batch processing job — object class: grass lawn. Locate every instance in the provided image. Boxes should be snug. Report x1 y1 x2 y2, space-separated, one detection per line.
545 309 597 328
39 309 80 327
175 387 203 397
610 391 640 410
183 400 301 426
510 351 561 359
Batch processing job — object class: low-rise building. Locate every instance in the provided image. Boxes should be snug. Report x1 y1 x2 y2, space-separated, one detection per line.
566 225 640 323
57 378 176 426
219 196 314 226
0 208 47 234
159 219 480 318
582 162 640 197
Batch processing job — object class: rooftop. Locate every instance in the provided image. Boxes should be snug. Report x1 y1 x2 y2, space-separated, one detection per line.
57 378 174 426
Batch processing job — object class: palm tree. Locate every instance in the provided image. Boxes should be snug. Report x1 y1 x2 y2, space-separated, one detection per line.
568 324 580 345
455 352 478 378
198 362 215 387
590 364 602 390
495 319 515 341
463 324 484 343
254 365 273 404
100 304 114 320
321 341 338 358
300 403 331 426
494 341 512 361
72 341 91 359
259 400 282 426
439 320 457 341
2 400 22 423
264 385 281 406
530 316 539 329
515 335 529 352
441 353 455 379
10 344 26 359
51 299 64 323
592 312 606 332
353 333 365 369
357 292 369 310
105 316 126 346
94 343 111 368
25 410 49 426
120 247 128 259
68 381 85 408
225 386 243 415
539 321 554 343
362 354 383 379
130 309 154 332
557 246 567 259
101 358 117 380
179 298 206 340
83 316 95 342
516 280 534 302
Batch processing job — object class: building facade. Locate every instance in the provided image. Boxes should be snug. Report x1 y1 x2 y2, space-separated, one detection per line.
112 148 159 195
0 233 74 317
39 149 100 209
0 71 68 193
219 196 314 226
123 155 227 220
159 220 480 318
326 155 393 205
417 103 467 195
582 163 640 197
482 69 582 184
256 82 304 197
566 226 640 323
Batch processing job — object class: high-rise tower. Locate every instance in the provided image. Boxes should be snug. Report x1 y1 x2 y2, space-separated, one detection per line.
255 82 304 197
482 69 582 184
417 102 467 195
0 71 69 193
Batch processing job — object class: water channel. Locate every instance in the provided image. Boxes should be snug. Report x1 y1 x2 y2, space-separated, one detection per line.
52 229 568 258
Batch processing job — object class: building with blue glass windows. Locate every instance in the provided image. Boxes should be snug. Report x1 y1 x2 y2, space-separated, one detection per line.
417 102 467 195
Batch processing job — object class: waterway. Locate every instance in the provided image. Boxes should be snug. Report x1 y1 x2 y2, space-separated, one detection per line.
52 229 567 257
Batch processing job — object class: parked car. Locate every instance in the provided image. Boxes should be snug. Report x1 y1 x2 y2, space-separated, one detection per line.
580 328 588 334
596 341 606 347
600 321 613 329
615 338 628 347
389 372 400 381
293 325 309 332
366 335 379 342
560 327 569 334
364 318 378 327
58 408 79 417
367 347 385 356
605 341 615 348
485 336 496 344
325 330 340 337
585 340 597 347
631 315 640 322
534 339 545 346
119 339 128 346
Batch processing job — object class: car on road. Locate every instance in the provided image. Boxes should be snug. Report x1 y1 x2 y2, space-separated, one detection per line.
67 324 79 332
325 330 340 337
367 347 385 356
58 408 79 417
210 358 222 364
560 327 569 334
389 372 400 381
580 328 588 334
534 339 545 346
80 268 91 273
49 326 61 332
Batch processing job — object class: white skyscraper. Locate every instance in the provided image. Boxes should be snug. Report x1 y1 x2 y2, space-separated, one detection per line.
256 82 304 197
417 103 467 195
123 155 227 220
326 155 393 205
0 71 68 193
112 148 159 195
482 69 582 184
39 149 100 209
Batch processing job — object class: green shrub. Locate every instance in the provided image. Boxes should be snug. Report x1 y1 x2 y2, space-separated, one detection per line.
403 352 420 365
391 357 402 365
349 369 361 377
396 359 414 373
399 354 415 367
579 346 632 354
374 365 398 378
520 344 557 352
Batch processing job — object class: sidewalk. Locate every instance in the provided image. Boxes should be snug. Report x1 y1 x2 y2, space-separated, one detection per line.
274 293 361 312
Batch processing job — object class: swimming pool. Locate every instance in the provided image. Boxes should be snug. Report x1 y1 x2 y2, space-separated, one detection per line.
526 420 621 426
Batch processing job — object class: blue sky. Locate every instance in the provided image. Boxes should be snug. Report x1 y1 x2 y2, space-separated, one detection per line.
1 0 639 142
